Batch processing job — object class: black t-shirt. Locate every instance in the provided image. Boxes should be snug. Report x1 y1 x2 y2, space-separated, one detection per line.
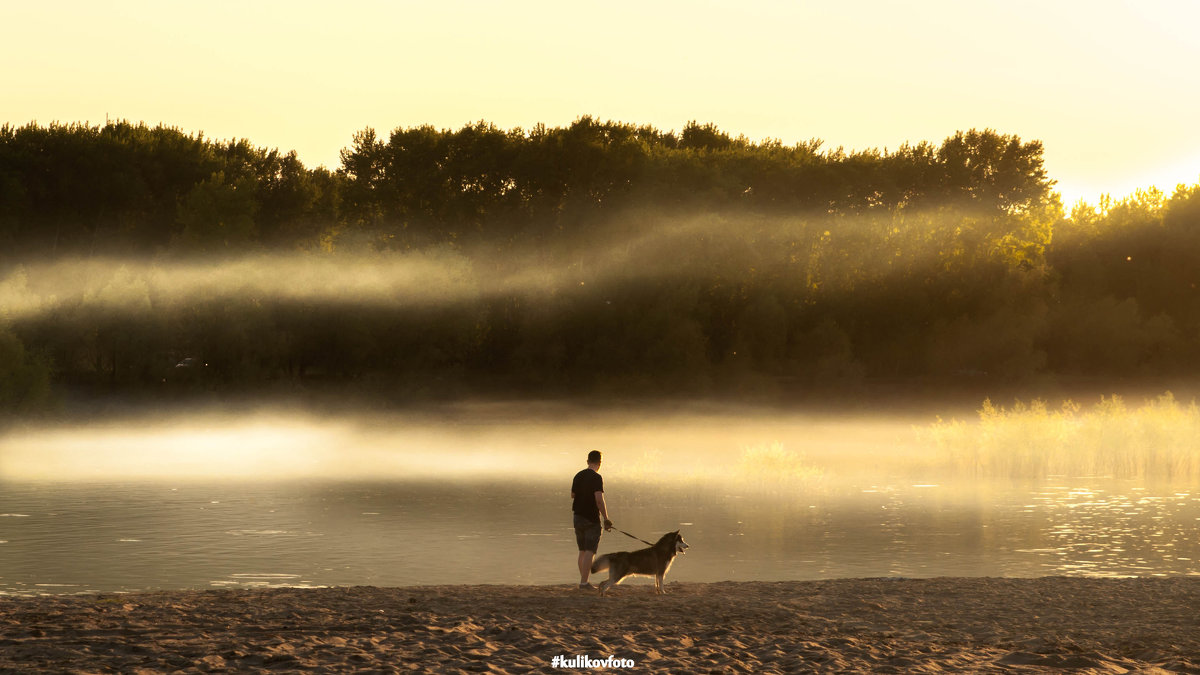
571 468 604 522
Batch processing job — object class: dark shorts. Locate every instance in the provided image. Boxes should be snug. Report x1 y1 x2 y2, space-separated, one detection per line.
573 514 602 552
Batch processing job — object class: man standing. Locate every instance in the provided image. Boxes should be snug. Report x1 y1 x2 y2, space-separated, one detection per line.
571 450 612 589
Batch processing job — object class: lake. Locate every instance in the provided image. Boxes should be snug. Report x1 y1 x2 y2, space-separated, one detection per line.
2 404 1199 594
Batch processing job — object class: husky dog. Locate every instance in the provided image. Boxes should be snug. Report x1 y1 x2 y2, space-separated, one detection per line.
590 531 689 595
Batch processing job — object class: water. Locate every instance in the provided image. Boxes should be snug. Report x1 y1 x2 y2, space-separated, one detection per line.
4 406 1200 594
3 477 1200 595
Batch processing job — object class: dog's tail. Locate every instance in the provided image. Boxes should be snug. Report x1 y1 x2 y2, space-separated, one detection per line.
590 554 611 574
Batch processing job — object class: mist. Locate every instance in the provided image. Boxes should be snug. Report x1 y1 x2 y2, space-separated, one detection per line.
8 396 1200 592
0 401 922 485
0 251 478 323
0 209 937 323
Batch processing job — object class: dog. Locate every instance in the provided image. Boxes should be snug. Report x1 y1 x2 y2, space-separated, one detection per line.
590 530 689 595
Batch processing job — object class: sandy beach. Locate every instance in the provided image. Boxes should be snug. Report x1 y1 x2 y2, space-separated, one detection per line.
1 578 1198 673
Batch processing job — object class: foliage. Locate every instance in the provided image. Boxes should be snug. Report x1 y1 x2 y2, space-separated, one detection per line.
0 122 337 256
2 118 1200 403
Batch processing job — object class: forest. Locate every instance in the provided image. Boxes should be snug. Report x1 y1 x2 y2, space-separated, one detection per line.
1 118 1198 414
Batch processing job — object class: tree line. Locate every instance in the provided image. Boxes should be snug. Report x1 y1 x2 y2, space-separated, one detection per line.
1 119 1197 412
0 118 1053 255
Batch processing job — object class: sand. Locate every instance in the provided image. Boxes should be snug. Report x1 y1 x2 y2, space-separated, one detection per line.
1 578 1198 673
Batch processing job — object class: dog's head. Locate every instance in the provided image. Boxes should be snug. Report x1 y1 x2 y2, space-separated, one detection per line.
655 529 690 554
672 530 689 555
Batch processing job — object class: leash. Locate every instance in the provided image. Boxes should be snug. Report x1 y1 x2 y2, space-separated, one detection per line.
614 528 654 547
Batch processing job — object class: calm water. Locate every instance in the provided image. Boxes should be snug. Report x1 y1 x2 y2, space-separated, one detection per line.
3 477 1199 595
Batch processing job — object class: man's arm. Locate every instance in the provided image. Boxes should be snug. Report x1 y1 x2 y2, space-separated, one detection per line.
595 491 612 530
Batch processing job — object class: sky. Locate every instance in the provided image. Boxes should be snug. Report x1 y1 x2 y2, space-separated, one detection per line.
4 0 1199 208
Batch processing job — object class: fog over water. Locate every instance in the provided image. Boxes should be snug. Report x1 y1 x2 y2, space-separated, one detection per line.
4 402 1200 593
0 403 918 484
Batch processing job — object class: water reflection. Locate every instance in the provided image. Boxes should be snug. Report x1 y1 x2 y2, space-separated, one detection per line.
1011 484 1200 577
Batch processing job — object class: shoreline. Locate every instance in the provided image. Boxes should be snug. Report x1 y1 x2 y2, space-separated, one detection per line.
2 578 1197 673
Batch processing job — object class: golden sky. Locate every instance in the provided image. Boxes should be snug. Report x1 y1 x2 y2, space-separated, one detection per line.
4 0 1199 206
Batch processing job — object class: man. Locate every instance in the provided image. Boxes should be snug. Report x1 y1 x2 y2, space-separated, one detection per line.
571 449 613 589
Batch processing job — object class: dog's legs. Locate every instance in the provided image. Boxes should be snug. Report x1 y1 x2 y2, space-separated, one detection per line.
598 571 618 596
655 573 666 594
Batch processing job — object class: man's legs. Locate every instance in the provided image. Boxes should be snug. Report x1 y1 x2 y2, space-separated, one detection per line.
574 516 602 587
578 549 594 585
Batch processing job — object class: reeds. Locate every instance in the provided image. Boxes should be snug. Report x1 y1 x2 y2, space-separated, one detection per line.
922 392 1200 480
734 441 824 491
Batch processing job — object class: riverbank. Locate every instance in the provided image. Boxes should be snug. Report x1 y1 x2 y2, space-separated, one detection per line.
2 578 1197 672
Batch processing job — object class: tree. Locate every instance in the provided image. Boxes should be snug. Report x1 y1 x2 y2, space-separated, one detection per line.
680 121 734 152
933 129 1055 215
173 171 259 252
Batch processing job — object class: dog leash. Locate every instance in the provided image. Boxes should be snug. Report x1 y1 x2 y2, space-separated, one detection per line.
613 528 655 547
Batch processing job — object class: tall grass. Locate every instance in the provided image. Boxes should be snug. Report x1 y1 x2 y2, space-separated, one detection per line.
734 441 823 491
921 392 1200 480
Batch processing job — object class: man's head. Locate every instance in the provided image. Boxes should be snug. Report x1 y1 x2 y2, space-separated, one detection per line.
587 450 602 468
